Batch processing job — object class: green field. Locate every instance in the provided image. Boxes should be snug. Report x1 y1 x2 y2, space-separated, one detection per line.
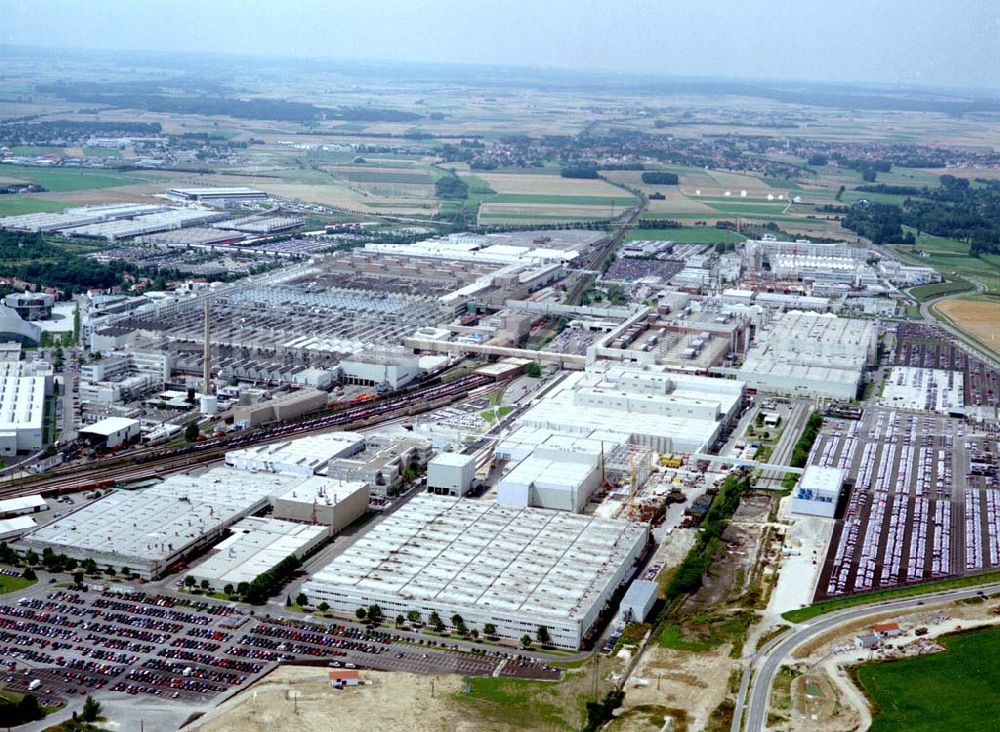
909 279 975 302
332 170 431 184
0 574 36 595
0 198 67 217
0 165 156 192
626 227 745 244
857 625 1000 731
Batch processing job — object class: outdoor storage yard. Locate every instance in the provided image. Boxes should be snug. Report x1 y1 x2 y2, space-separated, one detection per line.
815 407 1000 600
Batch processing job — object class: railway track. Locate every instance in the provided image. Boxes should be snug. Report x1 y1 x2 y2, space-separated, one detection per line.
0 373 493 501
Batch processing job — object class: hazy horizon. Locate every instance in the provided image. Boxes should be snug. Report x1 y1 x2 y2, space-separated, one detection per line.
5 0 999 92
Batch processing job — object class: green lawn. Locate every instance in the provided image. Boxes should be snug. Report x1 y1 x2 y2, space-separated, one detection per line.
909 279 975 302
0 165 156 192
857 625 1000 731
480 406 513 425
625 227 745 244
0 198 67 217
452 676 577 730
0 574 36 595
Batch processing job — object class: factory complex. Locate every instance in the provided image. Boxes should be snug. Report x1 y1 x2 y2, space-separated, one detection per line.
738 311 877 400
301 493 649 649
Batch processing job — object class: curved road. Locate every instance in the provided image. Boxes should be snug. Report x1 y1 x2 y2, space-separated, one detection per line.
735 581 1000 731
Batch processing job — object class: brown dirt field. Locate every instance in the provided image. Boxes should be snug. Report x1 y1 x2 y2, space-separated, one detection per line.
788 672 861 732
935 298 1000 357
623 645 736 731
187 667 471 732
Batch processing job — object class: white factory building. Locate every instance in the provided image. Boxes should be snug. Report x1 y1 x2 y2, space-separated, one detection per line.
0 361 53 455
301 494 649 649
272 476 370 531
498 442 602 513
17 467 315 579
186 517 327 592
225 433 366 476
738 311 877 400
426 452 476 497
79 416 141 449
790 465 845 518
0 494 48 519
511 364 744 455
492 363 743 512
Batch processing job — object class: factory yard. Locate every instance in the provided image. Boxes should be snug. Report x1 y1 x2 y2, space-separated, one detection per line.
814 408 1000 599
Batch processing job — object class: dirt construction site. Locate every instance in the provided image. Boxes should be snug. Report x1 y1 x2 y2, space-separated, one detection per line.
187 667 470 732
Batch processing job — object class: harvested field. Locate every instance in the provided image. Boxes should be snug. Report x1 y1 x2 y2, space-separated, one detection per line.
477 171 629 197
934 297 1000 358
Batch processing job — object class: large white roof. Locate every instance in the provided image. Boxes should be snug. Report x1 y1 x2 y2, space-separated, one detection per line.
304 493 647 624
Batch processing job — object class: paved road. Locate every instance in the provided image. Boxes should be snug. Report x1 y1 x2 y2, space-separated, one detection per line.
735 581 1000 731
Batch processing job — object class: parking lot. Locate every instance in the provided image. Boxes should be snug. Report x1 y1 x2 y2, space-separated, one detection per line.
0 585 560 711
815 408 1000 599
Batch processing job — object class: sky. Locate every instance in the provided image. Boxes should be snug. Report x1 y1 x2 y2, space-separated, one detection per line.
5 0 999 91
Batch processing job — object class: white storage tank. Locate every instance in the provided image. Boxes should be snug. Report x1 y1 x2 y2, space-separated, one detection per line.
200 395 218 416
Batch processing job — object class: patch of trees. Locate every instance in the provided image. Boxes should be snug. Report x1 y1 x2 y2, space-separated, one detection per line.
240 554 303 605
636 219 683 229
599 162 645 171
0 693 44 726
664 473 750 601
560 163 600 179
790 412 824 468
0 119 162 146
842 202 913 244
856 183 924 196
583 690 625 732
434 174 469 200
807 154 828 166
0 230 65 261
641 172 679 185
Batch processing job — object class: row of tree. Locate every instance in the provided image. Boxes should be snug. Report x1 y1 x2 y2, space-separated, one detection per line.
352 604 553 647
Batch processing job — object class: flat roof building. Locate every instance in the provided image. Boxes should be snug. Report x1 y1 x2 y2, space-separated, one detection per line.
618 579 658 625
739 312 876 400
0 361 51 454
18 467 310 578
272 477 370 531
79 417 141 449
0 494 48 519
166 187 268 202
791 465 845 518
426 452 476 497
186 517 326 592
226 433 366 476
301 493 649 649
509 363 744 456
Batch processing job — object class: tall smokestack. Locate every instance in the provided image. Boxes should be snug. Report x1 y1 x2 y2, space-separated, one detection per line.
203 298 211 395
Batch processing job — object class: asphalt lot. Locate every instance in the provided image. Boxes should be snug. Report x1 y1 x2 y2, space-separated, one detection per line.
1 579 561 720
